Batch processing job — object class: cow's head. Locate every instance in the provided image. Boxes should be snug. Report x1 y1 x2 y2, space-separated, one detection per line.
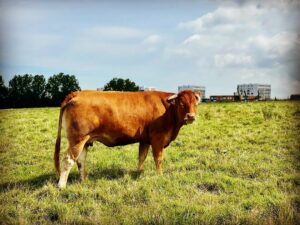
167 90 200 125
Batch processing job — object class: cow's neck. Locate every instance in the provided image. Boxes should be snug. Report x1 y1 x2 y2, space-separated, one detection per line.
166 104 184 142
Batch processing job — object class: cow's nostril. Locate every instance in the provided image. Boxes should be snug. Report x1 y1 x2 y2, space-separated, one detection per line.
188 114 195 119
185 113 196 121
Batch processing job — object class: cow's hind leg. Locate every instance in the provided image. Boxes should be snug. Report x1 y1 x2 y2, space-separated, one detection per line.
58 136 90 188
76 146 88 181
137 143 150 171
58 151 75 188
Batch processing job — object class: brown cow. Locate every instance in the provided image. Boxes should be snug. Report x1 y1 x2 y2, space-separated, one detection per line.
54 90 200 188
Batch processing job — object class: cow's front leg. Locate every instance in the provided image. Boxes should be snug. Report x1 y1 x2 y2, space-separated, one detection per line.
152 144 164 174
137 143 150 171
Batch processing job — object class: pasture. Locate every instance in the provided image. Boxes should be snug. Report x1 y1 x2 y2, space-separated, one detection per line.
0 101 299 225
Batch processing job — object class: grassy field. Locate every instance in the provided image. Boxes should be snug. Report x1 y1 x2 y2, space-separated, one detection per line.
0 101 299 225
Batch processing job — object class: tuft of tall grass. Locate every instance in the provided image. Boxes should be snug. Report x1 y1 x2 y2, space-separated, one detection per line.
262 106 273 120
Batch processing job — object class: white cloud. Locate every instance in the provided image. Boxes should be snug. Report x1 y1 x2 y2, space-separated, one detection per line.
248 32 297 56
174 4 267 67
141 35 163 53
72 26 163 56
179 4 263 33
214 53 253 67
183 34 202 45
85 26 145 40
143 35 162 45
175 3 299 67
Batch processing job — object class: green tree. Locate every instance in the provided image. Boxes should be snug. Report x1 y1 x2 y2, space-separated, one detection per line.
8 74 47 108
104 77 139 91
46 72 80 106
32 75 46 105
8 74 33 107
0 75 8 108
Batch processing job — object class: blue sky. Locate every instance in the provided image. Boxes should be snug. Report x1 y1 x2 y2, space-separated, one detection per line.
0 0 299 98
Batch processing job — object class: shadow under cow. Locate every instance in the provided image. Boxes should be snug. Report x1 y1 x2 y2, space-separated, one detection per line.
0 167 142 191
88 167 142 180
0 173 54 192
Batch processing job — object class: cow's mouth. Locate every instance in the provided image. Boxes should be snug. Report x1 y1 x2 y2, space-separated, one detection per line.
184 113 196 125
184 118 195 125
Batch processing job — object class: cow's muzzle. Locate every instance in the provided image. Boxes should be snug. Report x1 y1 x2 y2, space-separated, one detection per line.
184 113 196 124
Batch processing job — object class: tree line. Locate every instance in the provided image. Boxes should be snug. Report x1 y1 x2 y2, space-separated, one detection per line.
0 73 80 108
0 75 140 108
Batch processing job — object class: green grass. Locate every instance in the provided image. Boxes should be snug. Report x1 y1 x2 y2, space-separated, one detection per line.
0 101 300 225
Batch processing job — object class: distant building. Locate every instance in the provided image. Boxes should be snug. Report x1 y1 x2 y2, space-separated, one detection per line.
290 94 300 100
210 95 236 102
237 83 271 100
178 85 205 98
139 86 156 91
97 87 104 91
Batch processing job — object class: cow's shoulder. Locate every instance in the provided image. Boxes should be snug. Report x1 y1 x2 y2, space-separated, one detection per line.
142 91 175 105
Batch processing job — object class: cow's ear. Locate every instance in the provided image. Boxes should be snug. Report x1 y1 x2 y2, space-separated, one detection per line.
167 94 178 104
195 94 201 105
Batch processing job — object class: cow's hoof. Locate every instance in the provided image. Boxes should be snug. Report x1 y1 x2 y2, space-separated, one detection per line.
82 173 89 180
57 182 66 189
137 168 144 173
80 176 88 182
156 170 163 175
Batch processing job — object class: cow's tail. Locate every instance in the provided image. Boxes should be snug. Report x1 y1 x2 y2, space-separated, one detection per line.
54 93 76 176
54 106 64 176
